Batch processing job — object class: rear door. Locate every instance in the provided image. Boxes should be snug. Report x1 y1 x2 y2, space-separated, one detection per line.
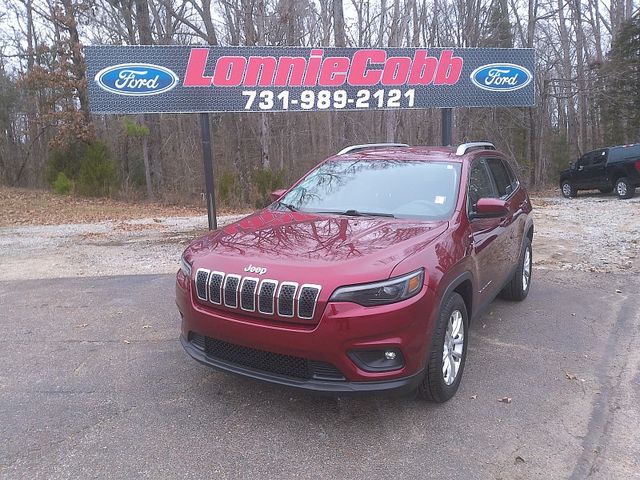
485 157 524 278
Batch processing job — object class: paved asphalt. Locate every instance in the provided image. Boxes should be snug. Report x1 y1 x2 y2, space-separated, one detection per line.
1 269 639 479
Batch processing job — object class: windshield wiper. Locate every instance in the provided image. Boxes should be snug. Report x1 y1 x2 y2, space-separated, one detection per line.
316 209 395 218
276 201 298 212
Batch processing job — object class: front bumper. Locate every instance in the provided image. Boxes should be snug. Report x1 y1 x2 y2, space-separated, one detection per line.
181 335 424 395
176 270 438 394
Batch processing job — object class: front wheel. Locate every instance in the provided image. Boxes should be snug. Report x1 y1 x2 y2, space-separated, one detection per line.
501 237 532 301
561 181 577 198
615 177 635 199
417 292 468 403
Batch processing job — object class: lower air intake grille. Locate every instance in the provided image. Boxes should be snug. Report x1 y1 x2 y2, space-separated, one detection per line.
191 333 345 381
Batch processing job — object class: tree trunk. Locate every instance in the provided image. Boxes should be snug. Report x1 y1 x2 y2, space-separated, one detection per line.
135 0 164 193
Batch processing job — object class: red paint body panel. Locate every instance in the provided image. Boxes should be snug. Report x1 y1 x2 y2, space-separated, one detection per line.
177 145 534 392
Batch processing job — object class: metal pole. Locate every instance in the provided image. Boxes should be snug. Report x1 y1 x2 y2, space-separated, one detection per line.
441 108 453 146
199 112 217 230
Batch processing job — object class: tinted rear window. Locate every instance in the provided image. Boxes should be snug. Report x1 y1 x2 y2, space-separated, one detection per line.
486 158 515 198
609 145 640 163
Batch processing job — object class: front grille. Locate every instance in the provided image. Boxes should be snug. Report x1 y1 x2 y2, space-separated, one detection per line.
195 269 210 301
258 281 277 314
240 278 258 311
193 269 321 322
223 275 241 308
208 272 224 305
190 333 345 381
298 285 321 319
277 283 297 317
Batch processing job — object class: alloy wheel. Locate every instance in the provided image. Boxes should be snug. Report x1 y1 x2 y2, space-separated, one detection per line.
522 246 531 291
442 310 465 385
617 182 627 197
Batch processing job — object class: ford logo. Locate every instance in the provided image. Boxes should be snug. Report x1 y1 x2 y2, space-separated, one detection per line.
470 63 532 92
94 63 178 96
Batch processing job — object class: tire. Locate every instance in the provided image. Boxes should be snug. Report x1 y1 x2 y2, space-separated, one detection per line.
561 181 577 198
599 187 613 194
615 177 635 199
417 292 468 403
501 237 532 301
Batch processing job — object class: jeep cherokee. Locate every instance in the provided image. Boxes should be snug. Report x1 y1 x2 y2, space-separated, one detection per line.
176 142 534 402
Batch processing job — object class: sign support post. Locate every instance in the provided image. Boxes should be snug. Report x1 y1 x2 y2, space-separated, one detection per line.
441 108 452 146
199 112 217 230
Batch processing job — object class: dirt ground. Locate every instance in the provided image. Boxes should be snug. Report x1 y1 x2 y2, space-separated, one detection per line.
0 186 638 280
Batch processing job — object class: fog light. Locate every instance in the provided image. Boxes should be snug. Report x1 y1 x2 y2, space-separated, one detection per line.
348 348 404 372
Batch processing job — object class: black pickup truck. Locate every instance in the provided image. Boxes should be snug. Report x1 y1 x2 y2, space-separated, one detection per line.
560 144 640 199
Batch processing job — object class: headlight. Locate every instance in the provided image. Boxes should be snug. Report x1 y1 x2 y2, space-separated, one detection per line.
180 253 193 278
329 268 424 307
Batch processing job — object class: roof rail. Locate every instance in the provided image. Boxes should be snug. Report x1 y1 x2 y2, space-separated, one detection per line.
337 143 410 155
455 142 496 156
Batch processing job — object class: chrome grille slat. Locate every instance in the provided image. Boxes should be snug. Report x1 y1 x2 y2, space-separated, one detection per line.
277 282 298 318
208 271 224 305
195 269 210 301
240 277 259 312
195 272 320 321
298 284 321 320
223 274 241 308
258 280 278 315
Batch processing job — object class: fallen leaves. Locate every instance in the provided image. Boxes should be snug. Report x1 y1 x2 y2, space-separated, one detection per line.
498 397 512 404
470 394 477 400
565 372 578 380
0 185 245 227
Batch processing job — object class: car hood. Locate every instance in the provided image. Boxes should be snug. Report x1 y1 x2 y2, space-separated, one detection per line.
186 210 448 285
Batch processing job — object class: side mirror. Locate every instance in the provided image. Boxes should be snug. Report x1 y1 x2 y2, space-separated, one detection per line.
473 198 508 218
270 188 287 202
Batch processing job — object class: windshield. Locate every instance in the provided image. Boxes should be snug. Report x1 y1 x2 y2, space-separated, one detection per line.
277 159 461 220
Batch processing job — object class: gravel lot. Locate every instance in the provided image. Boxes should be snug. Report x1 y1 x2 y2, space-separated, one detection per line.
1 192 638 281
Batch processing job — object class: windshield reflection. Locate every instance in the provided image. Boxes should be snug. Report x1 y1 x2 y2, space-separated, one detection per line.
279 159 461 220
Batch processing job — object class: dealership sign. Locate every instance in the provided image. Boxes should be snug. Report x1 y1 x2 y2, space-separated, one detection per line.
85 46 535 114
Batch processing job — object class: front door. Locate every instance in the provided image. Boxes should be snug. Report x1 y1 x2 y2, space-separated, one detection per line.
467 159 506 304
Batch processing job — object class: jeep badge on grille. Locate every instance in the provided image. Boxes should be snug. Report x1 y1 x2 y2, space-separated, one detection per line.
244 264 267 275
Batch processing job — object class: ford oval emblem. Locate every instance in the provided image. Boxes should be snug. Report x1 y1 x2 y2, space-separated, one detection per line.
470 63 532 92
94 63 178 96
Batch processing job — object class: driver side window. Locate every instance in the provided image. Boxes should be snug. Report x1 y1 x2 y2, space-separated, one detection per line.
577 153 593 167
468 160 495 213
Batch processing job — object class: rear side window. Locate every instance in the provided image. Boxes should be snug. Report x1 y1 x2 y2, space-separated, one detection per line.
486 158 515 198
610 145 640 162
468 160 495 210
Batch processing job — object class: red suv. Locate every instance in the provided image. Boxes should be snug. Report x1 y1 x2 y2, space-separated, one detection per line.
176 142 533 402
